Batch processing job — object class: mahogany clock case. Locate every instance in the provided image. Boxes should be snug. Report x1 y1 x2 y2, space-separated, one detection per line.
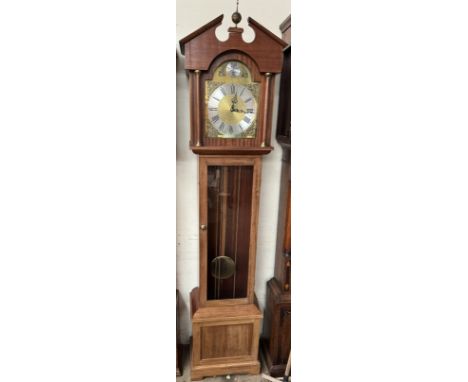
179 13 287 381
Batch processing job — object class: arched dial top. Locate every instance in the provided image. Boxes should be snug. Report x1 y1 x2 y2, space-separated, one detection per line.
205 60 259 139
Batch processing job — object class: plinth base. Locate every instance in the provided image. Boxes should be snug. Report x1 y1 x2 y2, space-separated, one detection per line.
190 288 262 381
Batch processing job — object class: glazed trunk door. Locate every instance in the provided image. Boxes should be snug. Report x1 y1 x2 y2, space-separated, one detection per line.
206 165 253 300
199 156 261 306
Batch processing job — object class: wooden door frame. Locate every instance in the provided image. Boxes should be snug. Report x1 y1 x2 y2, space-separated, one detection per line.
198 155 262 308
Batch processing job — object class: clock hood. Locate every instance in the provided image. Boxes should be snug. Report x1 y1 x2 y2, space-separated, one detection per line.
179 14 287 73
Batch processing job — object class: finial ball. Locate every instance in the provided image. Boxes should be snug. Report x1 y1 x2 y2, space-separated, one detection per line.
232 11 242 25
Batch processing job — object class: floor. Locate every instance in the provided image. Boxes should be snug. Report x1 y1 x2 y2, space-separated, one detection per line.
176 345 273 382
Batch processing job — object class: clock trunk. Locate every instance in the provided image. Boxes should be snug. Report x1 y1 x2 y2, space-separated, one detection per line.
198 156 261 307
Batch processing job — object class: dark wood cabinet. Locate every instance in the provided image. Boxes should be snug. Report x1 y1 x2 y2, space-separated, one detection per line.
261 14 292 378
262 279 291 375
176 290 182 377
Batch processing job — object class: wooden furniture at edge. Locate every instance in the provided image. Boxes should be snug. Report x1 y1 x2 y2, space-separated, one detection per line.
176 50 182 378
261 14 292 378
176 290 182 377
179 14 286 381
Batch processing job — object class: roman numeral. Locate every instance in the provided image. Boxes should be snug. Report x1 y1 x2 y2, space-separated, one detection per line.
228 125 233 134
239 88 245 96
230 84 236 94
219 122 225 131
212 115 219 123
245 97 252 103
243 116 251 124
209 107 217 111
246 108 254 113
220 87 226 95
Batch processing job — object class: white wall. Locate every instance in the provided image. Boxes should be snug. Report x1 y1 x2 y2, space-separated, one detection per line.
176 0 290 343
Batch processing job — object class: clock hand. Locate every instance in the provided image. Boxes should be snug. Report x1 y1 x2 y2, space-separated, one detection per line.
230 95 238 112
232 108 246 113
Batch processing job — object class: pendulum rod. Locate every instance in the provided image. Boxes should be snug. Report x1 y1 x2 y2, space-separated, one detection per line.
218 167 229 298
214 168 221 299
232 167 241 298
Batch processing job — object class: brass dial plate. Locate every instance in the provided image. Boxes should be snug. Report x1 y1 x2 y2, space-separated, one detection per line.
205 61 259 139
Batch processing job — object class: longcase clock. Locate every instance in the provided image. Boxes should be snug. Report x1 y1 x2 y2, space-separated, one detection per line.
180 11 286 381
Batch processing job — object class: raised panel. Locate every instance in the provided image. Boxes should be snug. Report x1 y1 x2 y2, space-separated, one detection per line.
201 323 253 360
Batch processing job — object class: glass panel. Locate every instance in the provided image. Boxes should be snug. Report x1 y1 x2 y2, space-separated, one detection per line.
207 165 253 300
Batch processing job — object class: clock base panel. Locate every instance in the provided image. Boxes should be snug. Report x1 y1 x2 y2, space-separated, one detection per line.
190 287 262 380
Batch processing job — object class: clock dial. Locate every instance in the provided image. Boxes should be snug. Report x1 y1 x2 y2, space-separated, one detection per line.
207 83 257 138
205 60 259 139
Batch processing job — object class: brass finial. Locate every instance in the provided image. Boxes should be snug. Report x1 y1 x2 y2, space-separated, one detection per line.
232 0 242 26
